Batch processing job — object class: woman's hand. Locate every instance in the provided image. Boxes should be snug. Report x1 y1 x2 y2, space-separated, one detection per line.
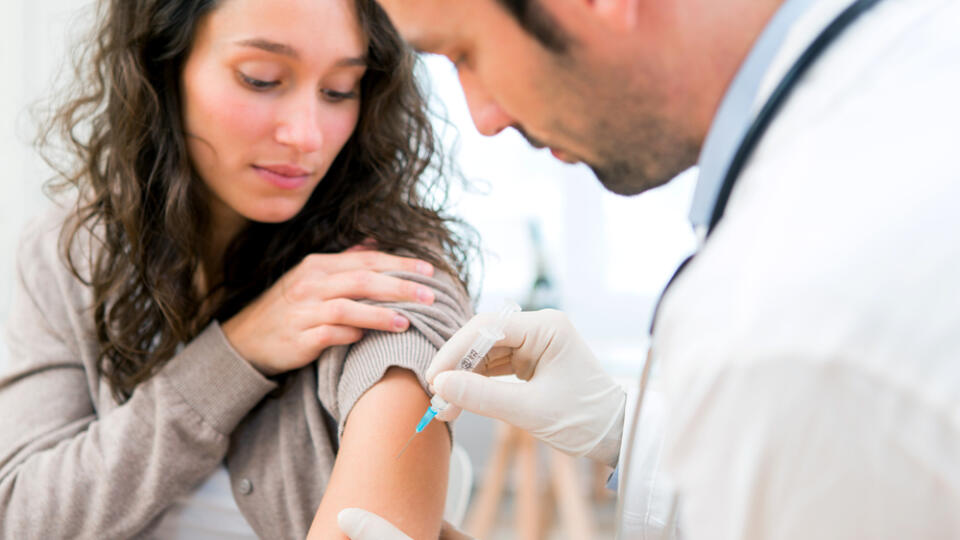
221 250 436 376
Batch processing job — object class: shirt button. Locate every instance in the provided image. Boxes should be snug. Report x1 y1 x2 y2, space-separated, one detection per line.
238 478 253 495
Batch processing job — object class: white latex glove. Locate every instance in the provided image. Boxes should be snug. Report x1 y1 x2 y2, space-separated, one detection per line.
427 309 626 467
337 508 474 540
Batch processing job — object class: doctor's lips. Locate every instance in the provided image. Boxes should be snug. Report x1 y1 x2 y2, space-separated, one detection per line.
514 126 579 164
252 163 315 190
514 125 546 150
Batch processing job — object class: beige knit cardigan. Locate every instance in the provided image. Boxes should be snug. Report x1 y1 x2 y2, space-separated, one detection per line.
0 208 472 539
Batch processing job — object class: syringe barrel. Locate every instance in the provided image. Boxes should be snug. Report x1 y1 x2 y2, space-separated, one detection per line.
430 302 519 415
456 328 499 371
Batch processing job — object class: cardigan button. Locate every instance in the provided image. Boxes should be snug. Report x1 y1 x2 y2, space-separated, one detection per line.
238 478 254 495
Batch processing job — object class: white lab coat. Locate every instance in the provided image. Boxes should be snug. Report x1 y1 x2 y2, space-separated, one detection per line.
617 369 680 540
618 0 960 538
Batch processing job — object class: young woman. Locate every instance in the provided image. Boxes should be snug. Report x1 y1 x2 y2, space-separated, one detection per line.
0 0 472 538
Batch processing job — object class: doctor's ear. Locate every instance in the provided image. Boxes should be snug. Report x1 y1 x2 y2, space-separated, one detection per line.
586 0 641 30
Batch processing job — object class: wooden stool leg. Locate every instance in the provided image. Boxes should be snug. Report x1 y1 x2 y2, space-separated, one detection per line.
550 449 596 540
464 422 515 538
515 430 541 540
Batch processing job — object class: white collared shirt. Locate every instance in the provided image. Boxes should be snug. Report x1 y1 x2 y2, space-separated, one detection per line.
651 0 960 538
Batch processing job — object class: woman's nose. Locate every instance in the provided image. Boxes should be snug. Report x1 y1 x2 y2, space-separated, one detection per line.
275 90 324 154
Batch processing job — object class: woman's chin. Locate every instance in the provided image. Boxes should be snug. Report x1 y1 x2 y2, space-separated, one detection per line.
241 200 309 225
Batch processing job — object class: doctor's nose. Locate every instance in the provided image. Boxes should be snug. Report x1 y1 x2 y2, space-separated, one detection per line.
459 69 513 137
275 92 324 154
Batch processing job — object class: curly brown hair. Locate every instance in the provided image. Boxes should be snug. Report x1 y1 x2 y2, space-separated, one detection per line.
38 0 473 402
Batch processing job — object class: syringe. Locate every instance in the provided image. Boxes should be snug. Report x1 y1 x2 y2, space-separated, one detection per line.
397 301 521 458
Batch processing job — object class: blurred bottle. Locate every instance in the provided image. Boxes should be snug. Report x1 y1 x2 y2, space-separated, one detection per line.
523 219 561 312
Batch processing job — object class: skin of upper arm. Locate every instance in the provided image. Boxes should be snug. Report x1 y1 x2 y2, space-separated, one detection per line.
307 366 450 540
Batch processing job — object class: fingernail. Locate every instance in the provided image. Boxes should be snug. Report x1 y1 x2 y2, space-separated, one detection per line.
417 262 434 276
417 287 434 304
393 316 409 330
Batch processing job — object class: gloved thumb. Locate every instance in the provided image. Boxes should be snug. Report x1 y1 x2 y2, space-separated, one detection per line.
433 370 531 428
338 508 412 540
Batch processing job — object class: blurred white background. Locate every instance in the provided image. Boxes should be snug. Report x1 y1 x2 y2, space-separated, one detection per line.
0 1 697 537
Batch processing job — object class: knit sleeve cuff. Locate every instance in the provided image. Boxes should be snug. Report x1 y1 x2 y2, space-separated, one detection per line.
159 322 277 435
336 329 440 440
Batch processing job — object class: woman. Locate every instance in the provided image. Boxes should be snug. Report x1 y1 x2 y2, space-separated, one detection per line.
0 0 472 538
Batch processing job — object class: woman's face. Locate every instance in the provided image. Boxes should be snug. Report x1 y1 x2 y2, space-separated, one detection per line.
181 0 366 229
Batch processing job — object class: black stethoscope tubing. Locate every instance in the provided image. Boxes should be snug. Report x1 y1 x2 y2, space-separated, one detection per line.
652 0 887 335
707 0 886 233
616 0 888 536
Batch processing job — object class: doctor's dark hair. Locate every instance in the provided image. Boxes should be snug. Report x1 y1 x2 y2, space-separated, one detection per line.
494 0 572 53
39 0 473 402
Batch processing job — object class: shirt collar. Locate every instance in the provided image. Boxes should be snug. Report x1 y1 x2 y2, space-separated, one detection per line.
688 0 819 243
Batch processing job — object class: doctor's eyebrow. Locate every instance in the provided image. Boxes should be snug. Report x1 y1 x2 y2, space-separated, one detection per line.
405 33 444 55
235 38 367 67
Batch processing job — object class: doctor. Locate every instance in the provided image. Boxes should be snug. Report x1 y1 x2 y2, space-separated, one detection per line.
340 0 960 538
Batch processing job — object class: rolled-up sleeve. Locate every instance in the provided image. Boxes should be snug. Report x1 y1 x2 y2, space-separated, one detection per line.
314 270 473 438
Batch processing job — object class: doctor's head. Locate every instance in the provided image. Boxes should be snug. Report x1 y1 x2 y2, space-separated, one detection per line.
376 0 783 195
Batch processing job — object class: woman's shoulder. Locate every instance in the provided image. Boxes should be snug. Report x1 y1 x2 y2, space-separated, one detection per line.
17 202 70 270
15 201 96 307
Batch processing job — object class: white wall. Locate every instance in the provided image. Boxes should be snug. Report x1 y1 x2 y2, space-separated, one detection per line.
1 1 96 369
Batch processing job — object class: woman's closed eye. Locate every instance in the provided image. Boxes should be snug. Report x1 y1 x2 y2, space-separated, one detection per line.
238 71 280 90
237 70 357 102
321 88 359 102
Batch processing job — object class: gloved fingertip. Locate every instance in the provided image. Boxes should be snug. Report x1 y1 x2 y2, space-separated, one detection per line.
426 363 447 384
432 371 458 399
337 508 363 535
435 404 462 422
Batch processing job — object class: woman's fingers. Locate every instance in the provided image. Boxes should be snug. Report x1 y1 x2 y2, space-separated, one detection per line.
312 298 411 333
303 324 366 352
301 251 434 277
344 237 378 252
223 248 437 376
289 270 435 305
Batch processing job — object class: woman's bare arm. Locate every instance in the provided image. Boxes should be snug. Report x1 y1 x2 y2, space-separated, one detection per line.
308 366 450 540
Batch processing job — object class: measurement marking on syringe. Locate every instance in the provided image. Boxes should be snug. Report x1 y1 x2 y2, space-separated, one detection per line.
458 350 481 370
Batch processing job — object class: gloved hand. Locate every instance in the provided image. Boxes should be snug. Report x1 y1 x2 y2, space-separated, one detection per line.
427 309 626 467
337 508 474 540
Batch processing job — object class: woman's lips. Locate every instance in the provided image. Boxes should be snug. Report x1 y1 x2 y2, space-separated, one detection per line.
252 164 312 190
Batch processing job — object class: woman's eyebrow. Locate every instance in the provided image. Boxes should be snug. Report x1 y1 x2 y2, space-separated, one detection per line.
234 38 367 67
334 56 367 68
236 38 300 58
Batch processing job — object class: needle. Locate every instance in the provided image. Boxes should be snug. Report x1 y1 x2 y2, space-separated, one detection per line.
397 403 440 459
396 432 417 459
